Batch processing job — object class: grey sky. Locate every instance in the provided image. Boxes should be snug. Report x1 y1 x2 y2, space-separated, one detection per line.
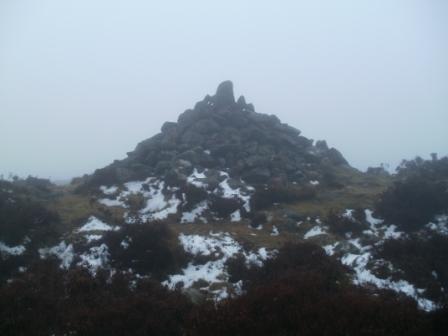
1 0 447 180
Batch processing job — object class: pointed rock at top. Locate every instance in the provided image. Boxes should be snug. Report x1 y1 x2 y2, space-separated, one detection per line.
236 95 246 106
214 80 235 108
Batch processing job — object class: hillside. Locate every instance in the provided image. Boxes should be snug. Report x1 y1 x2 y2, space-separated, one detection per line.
1 82 447 335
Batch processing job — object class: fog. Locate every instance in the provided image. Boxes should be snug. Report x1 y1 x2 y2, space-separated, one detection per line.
1 0 447 180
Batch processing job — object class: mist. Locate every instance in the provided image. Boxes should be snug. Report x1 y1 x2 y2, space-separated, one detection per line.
1 0 447 180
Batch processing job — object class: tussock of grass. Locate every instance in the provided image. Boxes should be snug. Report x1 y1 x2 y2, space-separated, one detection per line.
287 167 391 218
48 192 125 232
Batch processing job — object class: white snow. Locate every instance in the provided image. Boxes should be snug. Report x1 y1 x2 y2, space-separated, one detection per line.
181 201 208 223
164 261 226 288
78 216 117 232
140 181 168 213
121 237 131 249
78 244 110 274
426 214 448 235
270 225 279 236
314 208 439 312
179 233 240 257
309 180 320 186
341 250 437 311
39 241 74 269
233 280 244 296
244 247 273 267
98 198 125 207
124 179 149 194
0 241 26 256
108 177 182 222
214 172 253 212
383 224 403 239
230 209 241 222
323 242 339 256
102 177 182 220
187 169 208 188
365 209 384 227
257 247 269 260
164 233 274 294
304 226 326 239
85 234 102 243
111 171 253 223
213 287 229 301
131 179 181 221
348 238 366 251
100 185 118 195
342 209 355 221
146 194 181 221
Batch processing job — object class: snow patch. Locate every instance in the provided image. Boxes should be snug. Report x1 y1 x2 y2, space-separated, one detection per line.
230 209 241 222
181 201 208 223
78 244 110 274
0 241 26 256
365 209 384 227
121 237 131 249
39 241 74 269
341 251 438 311
164 233 274 295
78 216 118 232
323 242 339 256
304 226 327 239
426 214 448 235
85 234 102 243
144 194 181 221
383 225 403 240
187 169 208 188
100 185 118 195
178 233 240 257
98 198 125 207
342 209 355 221
215 174 252 212
133 179 181 221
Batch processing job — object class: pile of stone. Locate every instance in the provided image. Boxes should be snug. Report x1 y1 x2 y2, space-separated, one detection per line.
81 81 347 190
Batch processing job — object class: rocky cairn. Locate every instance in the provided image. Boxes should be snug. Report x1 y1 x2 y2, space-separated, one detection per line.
82 80 347 191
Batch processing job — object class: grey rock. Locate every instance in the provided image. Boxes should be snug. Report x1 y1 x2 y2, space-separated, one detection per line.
177 150 200 163
154 161 171 175
327 148 348 165
161 121 177 134
243 167 271 184
315 140 329 151
214 80 235 108
236 95 246 106
177 159 192 168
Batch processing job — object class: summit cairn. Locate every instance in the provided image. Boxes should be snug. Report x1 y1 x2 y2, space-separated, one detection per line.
81 81 348 190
